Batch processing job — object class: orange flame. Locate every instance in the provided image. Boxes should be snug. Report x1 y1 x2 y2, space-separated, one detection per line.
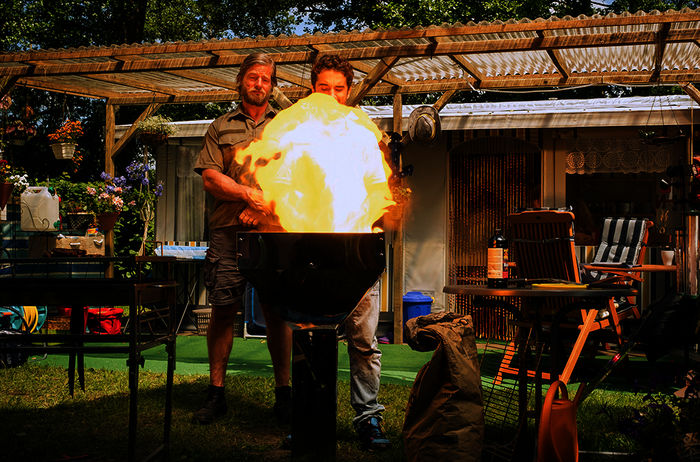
235 92 395 232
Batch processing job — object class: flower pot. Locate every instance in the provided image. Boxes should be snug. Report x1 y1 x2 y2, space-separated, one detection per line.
96 211 120 232
51 142 77 160
661 249 675 266
0 182 13 211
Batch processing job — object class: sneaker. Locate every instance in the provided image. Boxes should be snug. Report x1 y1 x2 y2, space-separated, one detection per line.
273 386 292 424
193 385 227 425
358 416 391 451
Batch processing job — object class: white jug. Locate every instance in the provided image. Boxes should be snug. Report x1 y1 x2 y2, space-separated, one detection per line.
20 187 60 231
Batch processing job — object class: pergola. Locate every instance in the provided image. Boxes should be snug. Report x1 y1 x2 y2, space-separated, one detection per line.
2 8 700 335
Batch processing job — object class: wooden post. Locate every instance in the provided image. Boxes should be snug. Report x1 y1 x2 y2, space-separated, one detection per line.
105 103 116 274
391 92 405 344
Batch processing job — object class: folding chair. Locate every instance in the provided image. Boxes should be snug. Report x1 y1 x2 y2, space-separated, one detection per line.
496 211 650 384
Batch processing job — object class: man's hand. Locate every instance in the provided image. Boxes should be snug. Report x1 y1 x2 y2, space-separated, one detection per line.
239 207 266 227
239 206 284 231
245 187 273 215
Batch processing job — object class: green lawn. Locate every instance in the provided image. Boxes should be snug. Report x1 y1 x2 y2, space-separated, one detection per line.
1 336 697 461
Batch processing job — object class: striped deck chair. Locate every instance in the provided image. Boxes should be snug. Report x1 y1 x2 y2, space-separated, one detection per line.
580 217 652 345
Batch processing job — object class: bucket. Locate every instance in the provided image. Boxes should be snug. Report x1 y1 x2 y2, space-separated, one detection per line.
403 291 433 325
87 307 123 335
20 187 60 231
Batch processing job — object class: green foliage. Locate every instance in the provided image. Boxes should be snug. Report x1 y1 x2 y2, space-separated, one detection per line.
137 115 177 136
50 175 92 214
608 0 699 14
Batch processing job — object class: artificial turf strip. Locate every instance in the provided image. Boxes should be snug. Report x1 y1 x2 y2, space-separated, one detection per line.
32 335 435 385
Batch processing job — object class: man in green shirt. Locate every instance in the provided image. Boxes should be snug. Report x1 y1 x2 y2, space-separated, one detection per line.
192 52 291 424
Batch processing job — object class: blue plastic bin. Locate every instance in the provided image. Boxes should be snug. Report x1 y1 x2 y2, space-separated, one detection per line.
402 291 433 325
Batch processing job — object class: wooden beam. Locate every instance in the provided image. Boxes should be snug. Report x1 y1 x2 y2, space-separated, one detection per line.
681 82 700 105
347 56 400 107
651 22 672 81
393 92 403 134
448 54 485 83
433 89 456 112
16 77 116 99
276 69 312 88
272 86 293 109
391 91 404 344
105 104 116 175
84 73 183 97
350 60 404 86
538 31 570 79
105 103 116 269
104 86 311 105
111 102 162 159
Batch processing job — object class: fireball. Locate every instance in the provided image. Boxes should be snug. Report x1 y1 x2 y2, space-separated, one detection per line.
235 92 395 233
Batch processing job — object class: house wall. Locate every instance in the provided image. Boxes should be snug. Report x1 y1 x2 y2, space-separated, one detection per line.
401 140 449 311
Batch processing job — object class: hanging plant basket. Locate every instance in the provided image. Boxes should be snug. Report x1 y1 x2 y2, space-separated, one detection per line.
139 133 168 147
51 142 77 160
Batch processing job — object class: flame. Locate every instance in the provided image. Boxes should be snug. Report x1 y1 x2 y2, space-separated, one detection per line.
235 92 395 232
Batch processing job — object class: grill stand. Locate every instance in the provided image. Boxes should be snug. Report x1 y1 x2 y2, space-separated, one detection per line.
291 327 338 460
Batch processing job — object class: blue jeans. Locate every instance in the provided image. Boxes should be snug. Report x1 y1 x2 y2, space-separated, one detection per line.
344 282 385 429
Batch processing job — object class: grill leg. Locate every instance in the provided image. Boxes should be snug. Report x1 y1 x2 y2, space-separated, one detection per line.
291 328 337 460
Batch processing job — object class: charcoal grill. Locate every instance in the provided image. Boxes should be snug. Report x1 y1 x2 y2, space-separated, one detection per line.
237 232 386 459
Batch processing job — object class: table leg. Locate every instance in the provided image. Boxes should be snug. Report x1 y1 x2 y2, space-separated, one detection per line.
68 303 85 396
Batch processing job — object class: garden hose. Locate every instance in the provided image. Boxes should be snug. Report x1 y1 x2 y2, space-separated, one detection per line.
21 306 38 332
2 305 39 332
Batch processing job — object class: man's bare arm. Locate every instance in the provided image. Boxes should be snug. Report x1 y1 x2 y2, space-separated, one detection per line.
201 168 270 213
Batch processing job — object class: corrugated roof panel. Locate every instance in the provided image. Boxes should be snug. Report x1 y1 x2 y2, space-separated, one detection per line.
664 42 700 71
225 45 310 55
462 50 557 77
326 38 431 49
559 45 654 73
444 30 538 42
392 56 461 81
126 51 214 60
130 71 216 91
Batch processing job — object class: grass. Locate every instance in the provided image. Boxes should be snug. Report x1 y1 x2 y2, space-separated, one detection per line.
0 361 410 461
1 342 697 461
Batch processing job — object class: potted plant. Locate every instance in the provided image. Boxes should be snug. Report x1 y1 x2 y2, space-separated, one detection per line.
3 119 37 146
123 160 164 255
86 172 127 232
137 115 176 146
47 120 84 159
52 176 94 230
